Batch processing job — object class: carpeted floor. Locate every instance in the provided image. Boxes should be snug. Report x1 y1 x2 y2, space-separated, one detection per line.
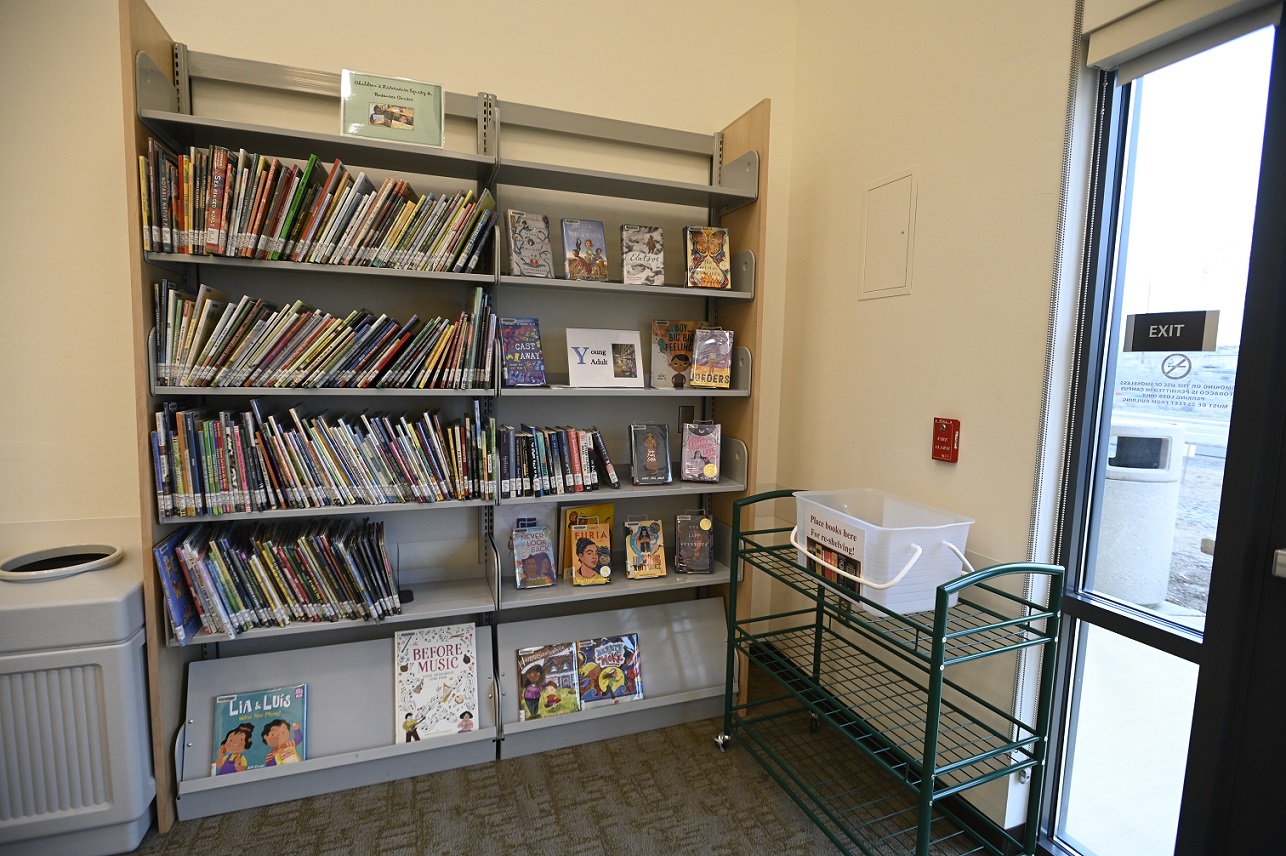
131 712 841 856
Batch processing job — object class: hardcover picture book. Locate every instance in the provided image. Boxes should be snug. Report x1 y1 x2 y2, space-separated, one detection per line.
212 683 307 775
680 422 722 483
624 519 666 579
498 317 547 387
675 512 715 574
565 328 644 388
506 210 555 277
690 327 734 389
340 70 444 148
629 423 672 485
621 224 664 285
516 642 580 720
394 624 479 743
561 218 609 280
513 524 557 589
684 225 732 289
650 319 708 389
577 634 643 708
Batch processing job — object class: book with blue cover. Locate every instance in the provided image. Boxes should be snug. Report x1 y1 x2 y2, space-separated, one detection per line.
498 317 546 387
212 683 307 775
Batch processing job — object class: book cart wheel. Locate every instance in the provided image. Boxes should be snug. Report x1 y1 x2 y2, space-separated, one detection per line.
808 713 820 733
715 733 731 752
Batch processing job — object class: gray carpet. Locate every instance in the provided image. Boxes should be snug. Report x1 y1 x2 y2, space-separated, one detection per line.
131 713 841 856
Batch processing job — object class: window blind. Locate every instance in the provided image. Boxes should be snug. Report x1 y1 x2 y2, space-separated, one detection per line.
1086 0 1280 82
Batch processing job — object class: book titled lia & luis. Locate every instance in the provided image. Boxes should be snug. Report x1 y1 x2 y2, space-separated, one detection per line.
212 684 307 776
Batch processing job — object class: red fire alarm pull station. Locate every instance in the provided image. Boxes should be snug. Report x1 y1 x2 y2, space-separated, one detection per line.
932 418 960 463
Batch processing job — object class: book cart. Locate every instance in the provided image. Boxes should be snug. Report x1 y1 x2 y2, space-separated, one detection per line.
719 490 1063 856
123 6 769 829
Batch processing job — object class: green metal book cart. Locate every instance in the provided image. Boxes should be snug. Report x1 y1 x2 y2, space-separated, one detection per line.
718 490 1063 856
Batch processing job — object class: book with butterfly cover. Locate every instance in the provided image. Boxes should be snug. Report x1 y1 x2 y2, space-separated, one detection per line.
561 218 609 281
684 225 732 289
506 210 555 277
394 624 479 743
620 224 664 285
576 633 643 709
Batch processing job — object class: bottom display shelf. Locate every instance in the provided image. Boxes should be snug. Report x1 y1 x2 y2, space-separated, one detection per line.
177 632 497 821
496 597 727 759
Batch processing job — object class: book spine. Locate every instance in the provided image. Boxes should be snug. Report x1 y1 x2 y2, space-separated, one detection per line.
591 430 621 488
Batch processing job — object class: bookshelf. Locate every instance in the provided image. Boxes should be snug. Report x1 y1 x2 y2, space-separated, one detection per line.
122 4 768 829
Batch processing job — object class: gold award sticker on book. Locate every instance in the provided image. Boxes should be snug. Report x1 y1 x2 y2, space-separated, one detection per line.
341 70 444 148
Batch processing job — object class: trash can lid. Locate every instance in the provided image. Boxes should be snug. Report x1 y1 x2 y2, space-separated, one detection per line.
0 547 144 655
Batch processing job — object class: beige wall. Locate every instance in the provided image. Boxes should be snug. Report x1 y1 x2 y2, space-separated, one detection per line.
779 1 1076 568
0 0 141 553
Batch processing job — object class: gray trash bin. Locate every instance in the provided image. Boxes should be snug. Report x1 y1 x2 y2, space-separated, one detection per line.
1093 419 1186 606
0 546 154 856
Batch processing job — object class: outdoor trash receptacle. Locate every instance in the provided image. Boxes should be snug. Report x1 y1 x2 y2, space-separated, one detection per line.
1093 419 1186 606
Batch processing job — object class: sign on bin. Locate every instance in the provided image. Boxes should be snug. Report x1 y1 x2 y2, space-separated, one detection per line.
790 488 974 615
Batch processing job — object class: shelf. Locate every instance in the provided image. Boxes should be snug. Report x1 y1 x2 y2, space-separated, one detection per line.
169 571 494 647
499 561 730 610
494 153 757 210
728 700 1000 856
176 632 497 820
144 251 496 286
734 624 1040 797
156 496 493 525
501 347 751 398
495 248 756 301
494 598 726 758
735 537 1059 668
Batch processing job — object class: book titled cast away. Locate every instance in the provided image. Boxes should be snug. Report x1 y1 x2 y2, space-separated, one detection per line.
685 225 732 289
690 327 734 389
624 519 666 579
621 224 664 285
506 210 554 277
565 328 644 388
516 641 580 721
498 317 547 387
680 422 721 483
394 624 479 743
561 218 609 280
212 683 307 775
650 319 708 389
577 633 643 709
514 524 557 589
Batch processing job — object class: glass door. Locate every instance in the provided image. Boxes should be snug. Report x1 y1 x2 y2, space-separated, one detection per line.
1050 24 1278 856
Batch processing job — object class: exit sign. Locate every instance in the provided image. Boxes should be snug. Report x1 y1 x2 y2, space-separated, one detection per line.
1123 310 1219 352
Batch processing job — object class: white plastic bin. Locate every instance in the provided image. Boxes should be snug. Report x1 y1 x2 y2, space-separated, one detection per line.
791 488 974 615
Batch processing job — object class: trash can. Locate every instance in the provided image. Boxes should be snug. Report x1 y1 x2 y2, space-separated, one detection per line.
1093 419 1186 606
0 545 154 856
